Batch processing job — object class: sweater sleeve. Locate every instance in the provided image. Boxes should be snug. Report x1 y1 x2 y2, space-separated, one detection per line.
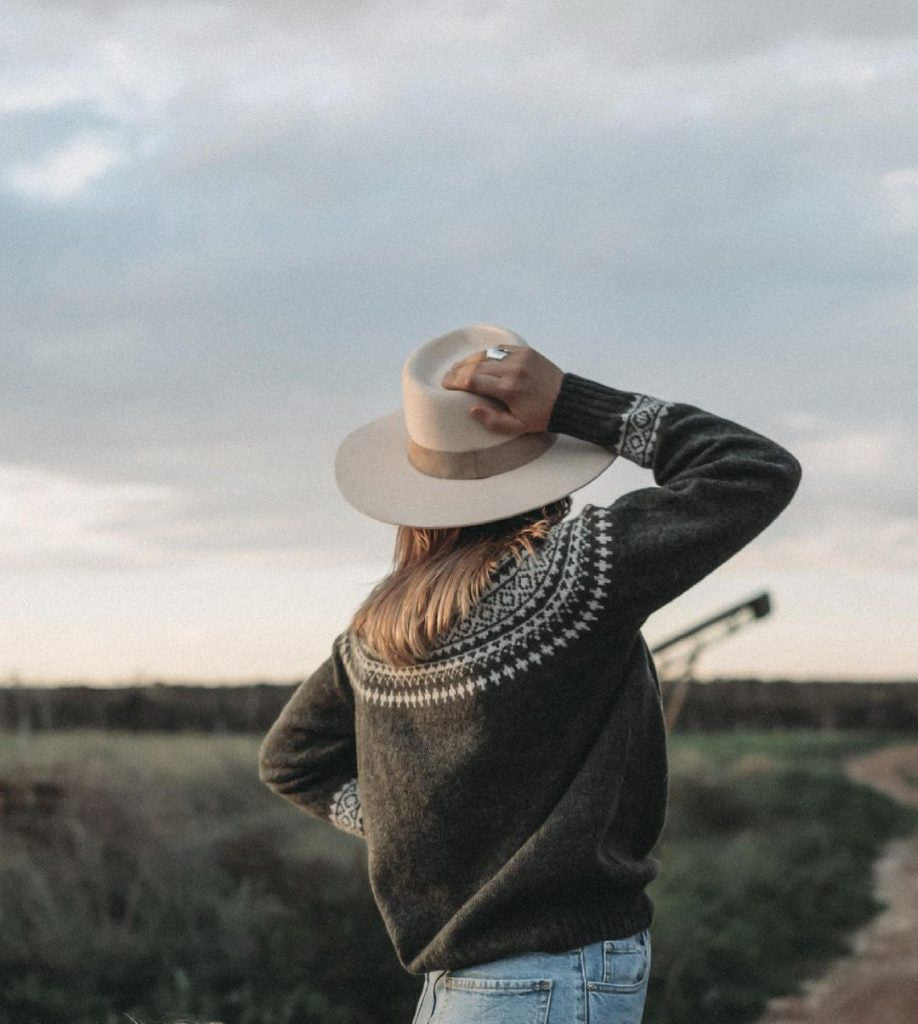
258 642 365 838
548 372 802 622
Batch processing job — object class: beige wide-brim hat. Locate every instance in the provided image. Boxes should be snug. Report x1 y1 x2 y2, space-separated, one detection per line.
334 324 617 527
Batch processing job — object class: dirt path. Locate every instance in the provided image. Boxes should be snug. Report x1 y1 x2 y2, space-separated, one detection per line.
756 743 918 1024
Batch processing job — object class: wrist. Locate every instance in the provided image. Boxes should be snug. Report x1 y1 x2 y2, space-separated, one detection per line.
548 373 637 444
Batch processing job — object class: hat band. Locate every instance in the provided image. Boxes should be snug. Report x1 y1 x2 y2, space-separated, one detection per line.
407 432 556 480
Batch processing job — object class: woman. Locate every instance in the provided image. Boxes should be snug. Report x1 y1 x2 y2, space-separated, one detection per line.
259 324 801 1023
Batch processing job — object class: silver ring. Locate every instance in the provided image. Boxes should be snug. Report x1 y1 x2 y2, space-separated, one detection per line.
485 346 511 361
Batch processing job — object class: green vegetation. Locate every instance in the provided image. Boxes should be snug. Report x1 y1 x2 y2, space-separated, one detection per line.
645 731 917 1023
0 732 419 1024
0 730 914 1024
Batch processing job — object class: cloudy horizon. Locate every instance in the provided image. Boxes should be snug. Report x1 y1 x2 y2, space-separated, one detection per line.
3 1 917 683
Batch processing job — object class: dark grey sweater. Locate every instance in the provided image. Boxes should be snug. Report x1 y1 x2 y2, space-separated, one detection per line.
258 374 802 974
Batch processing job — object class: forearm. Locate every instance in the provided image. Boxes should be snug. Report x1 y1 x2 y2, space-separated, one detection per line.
258 653 366 838
549 373 802 618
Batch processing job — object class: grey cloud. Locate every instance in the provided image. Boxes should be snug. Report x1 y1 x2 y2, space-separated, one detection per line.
522 2 918 64
2 3 917 569
45 1 915 60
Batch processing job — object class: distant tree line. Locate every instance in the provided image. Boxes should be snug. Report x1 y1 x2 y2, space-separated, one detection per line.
2 679 918 734
671 678 918 732
0 682 295 734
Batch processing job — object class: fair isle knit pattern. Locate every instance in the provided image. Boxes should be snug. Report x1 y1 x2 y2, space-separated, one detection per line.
329 777 365 836
338 515 609 707
619 394 670 468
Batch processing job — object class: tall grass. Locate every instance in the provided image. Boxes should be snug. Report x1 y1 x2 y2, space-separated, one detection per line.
0 732 418 1024
0 730 914 1024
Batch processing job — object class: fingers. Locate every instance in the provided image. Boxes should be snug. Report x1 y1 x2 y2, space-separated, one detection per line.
469 404 525 434
445 345 523 374
439 344 561 434
441 363 512 400
440 353 487 383
441 346 523 386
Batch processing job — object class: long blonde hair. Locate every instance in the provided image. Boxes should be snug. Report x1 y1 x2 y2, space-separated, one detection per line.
352 498 572 666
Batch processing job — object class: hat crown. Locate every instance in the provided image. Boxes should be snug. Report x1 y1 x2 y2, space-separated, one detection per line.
402 324 526 453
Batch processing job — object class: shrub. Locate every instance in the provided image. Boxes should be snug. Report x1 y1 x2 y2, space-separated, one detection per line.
644 735 916 1024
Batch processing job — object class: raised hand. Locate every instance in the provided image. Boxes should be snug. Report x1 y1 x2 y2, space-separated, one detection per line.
440 345 564 435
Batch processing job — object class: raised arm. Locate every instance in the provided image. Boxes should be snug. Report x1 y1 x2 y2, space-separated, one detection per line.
443 347 802 623
258 645 366 838
549 373 802 620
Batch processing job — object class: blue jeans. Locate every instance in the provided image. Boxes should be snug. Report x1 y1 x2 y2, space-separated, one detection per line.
411 929 650 1023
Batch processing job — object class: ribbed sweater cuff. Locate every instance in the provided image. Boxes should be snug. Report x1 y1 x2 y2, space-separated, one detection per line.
547 372 638 448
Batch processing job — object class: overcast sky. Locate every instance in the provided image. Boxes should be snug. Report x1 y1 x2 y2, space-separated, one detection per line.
3 1 917 683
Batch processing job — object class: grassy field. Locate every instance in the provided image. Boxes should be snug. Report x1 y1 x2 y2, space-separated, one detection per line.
0 729 914 1024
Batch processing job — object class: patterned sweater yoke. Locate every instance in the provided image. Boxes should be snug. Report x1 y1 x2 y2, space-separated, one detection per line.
338 506 615 709
259 373 802 974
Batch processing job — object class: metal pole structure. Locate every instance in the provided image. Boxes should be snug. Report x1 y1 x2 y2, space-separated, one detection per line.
651 592 771 730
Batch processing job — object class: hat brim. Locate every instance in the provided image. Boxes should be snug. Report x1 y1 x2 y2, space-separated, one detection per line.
335 410 617 527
